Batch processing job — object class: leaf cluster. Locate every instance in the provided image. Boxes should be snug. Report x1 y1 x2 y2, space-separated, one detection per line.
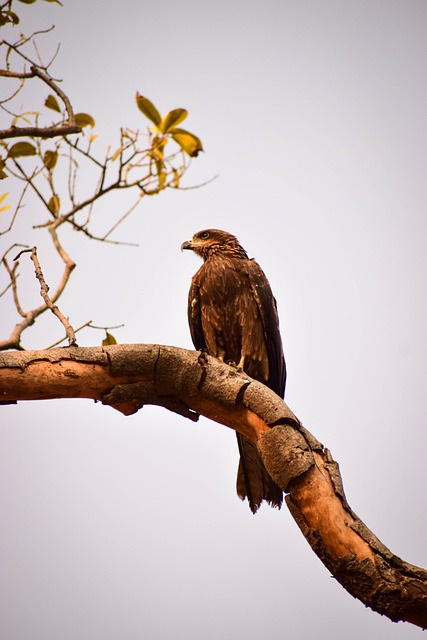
136 93 203 158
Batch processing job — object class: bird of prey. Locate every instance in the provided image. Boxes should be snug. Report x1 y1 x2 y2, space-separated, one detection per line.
181 228 286 513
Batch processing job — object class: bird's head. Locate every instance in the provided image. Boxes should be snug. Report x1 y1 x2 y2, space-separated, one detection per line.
181 229 249 261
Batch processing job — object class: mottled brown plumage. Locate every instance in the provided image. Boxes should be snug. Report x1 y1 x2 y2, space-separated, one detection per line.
181 229 286 513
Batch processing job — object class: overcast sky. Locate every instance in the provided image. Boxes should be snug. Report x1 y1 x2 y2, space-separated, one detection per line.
1 1 426 639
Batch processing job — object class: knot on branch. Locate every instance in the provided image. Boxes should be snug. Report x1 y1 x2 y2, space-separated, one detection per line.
258 425 315 492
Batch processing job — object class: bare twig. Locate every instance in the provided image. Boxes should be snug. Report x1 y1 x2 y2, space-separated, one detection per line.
0 181 30 236
0 228 77 350
46 320 92 349
46 320 125 349
102 196 143 240
0 280 12 299
88 322 125 331
14 246 78 347
3 255 26 317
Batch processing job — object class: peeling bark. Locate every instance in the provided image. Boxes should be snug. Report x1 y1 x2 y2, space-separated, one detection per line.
0 343 426 628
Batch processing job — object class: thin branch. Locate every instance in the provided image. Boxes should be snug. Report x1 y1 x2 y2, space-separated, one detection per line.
101 196 143 240
62 135 106 170
45 321 125 349
15 246 77 347
11 160 52 215
173 173 219 190
0 79 26 108
3 255 26 317
0 280 12 299
88 322 125 331
0 224 76 350
46 320 92 349
61 221 139 247
0 182 29 236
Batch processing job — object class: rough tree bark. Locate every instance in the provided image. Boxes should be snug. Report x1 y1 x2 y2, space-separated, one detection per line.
1 343 426 628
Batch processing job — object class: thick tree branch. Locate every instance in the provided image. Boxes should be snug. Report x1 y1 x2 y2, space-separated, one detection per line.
0 343 426 628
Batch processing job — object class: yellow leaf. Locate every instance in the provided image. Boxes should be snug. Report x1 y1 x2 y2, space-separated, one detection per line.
158 171 167 189
0 192 10 211
171 128 203 157
48 194 60 215
111 145 124 162
136 93 161 126
43 149 58 170
172 169 180 188
160 108 188 134
154 157 164 177
8 142 37 158
0 159 7 180
75 113 95 128
45 94 61 113
102 332 117 346
0 173 6 181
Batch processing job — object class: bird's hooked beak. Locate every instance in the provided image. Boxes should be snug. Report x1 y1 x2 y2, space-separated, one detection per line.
181 239 194 252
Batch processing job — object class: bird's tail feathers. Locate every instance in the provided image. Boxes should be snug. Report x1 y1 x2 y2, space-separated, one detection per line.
236 433 283 514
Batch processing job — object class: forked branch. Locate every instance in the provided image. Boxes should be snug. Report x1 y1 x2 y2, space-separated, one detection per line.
0 240 76 350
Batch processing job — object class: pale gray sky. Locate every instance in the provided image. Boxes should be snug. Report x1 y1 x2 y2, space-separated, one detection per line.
1 1 426 639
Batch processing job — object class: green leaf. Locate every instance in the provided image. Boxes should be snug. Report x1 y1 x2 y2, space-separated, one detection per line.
171 128 203 157
8 142 37 158
45 94 61 113
43 149 58 170
43 0 63 4
159 108 188 134
102 332 117 346
17 0 38 4
48 194 60 215
136 93 161 127
74 113 95 128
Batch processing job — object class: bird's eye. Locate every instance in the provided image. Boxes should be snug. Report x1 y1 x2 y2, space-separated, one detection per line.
200 231 210 239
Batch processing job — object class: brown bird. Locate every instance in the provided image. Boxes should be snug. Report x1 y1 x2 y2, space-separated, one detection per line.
181 228 286 513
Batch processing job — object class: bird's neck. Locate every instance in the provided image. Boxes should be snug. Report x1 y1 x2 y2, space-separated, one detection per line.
202 246 249 261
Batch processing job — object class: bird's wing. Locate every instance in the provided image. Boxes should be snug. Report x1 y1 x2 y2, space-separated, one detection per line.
245 259 286 397
187 275 207 351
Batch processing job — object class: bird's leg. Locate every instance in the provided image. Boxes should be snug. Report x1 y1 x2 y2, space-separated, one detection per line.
217 348 226 362
236 355 246 373
226 354 246 372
